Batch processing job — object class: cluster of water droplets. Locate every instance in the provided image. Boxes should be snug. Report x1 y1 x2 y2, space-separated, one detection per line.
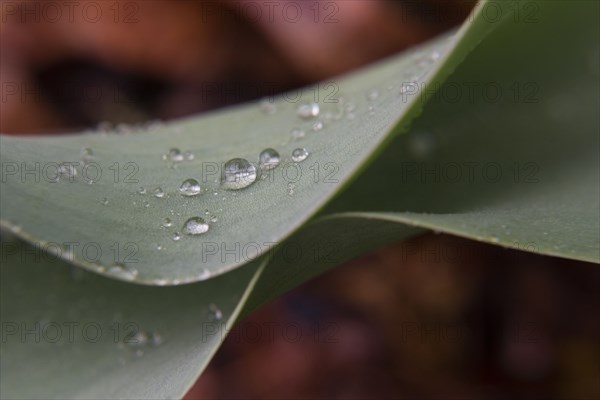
82 45 449 283
117 329 164 361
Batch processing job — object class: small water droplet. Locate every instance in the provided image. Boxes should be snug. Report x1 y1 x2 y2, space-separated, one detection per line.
100 197 109 206
153 187 165 198
107 263 138 281
183 151 195 161
208 303 223 321
260 98 277 114
210 216 218 223
291 128 305 140
222 158 257 190
400 82 417 94
143 201 150 208
312 121 324 131
138 186 147 195
150 332 163 346
167 148 184 162
80 147 94 163
58 162 77 180
291 148 309 162
183 217 210 236
197 268 211 281
297 102 320 119
259 148 281 170
156 244 163 250
172 232 181 241
367 89 380 100
179 178 202 197
287 183 295 196
162 217 173 228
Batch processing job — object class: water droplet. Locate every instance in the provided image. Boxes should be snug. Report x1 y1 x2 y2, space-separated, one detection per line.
291 148 309 162
197 268 211 281
137 186 147 195
208 303 223 321
400 82 417 94
297 102 320 119
312 121 324 131
162 218 172 228
179 178 202 196
287 183 295 196
172 232 181 241
210 216 218 223
156 244 163 250
367 89 380 100
80 147 94 163
260 98 277 114
167 148 184 162
143 201 150 208
291 128 305 140
183 217 210 236
184 151 195 161
107 263 138 281
150 332 163 346
259 148 281 170
58 162 77 180
153 187 165 198
222 158 257 190
100 197 109 206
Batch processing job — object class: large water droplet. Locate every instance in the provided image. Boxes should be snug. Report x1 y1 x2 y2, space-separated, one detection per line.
222 158 257 190
297 102 320 119
291 148 309 162
259 148 281 170
179 178 202 196
183 217 210 236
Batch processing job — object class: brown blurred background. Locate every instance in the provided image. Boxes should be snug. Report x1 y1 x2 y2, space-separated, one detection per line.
1 1 598 399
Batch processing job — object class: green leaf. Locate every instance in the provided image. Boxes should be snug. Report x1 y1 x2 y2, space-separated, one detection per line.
0 234 264 399
1 0 599 399
0 0 496 284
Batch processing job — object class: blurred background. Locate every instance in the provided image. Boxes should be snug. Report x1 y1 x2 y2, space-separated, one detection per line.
1 1 598 399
